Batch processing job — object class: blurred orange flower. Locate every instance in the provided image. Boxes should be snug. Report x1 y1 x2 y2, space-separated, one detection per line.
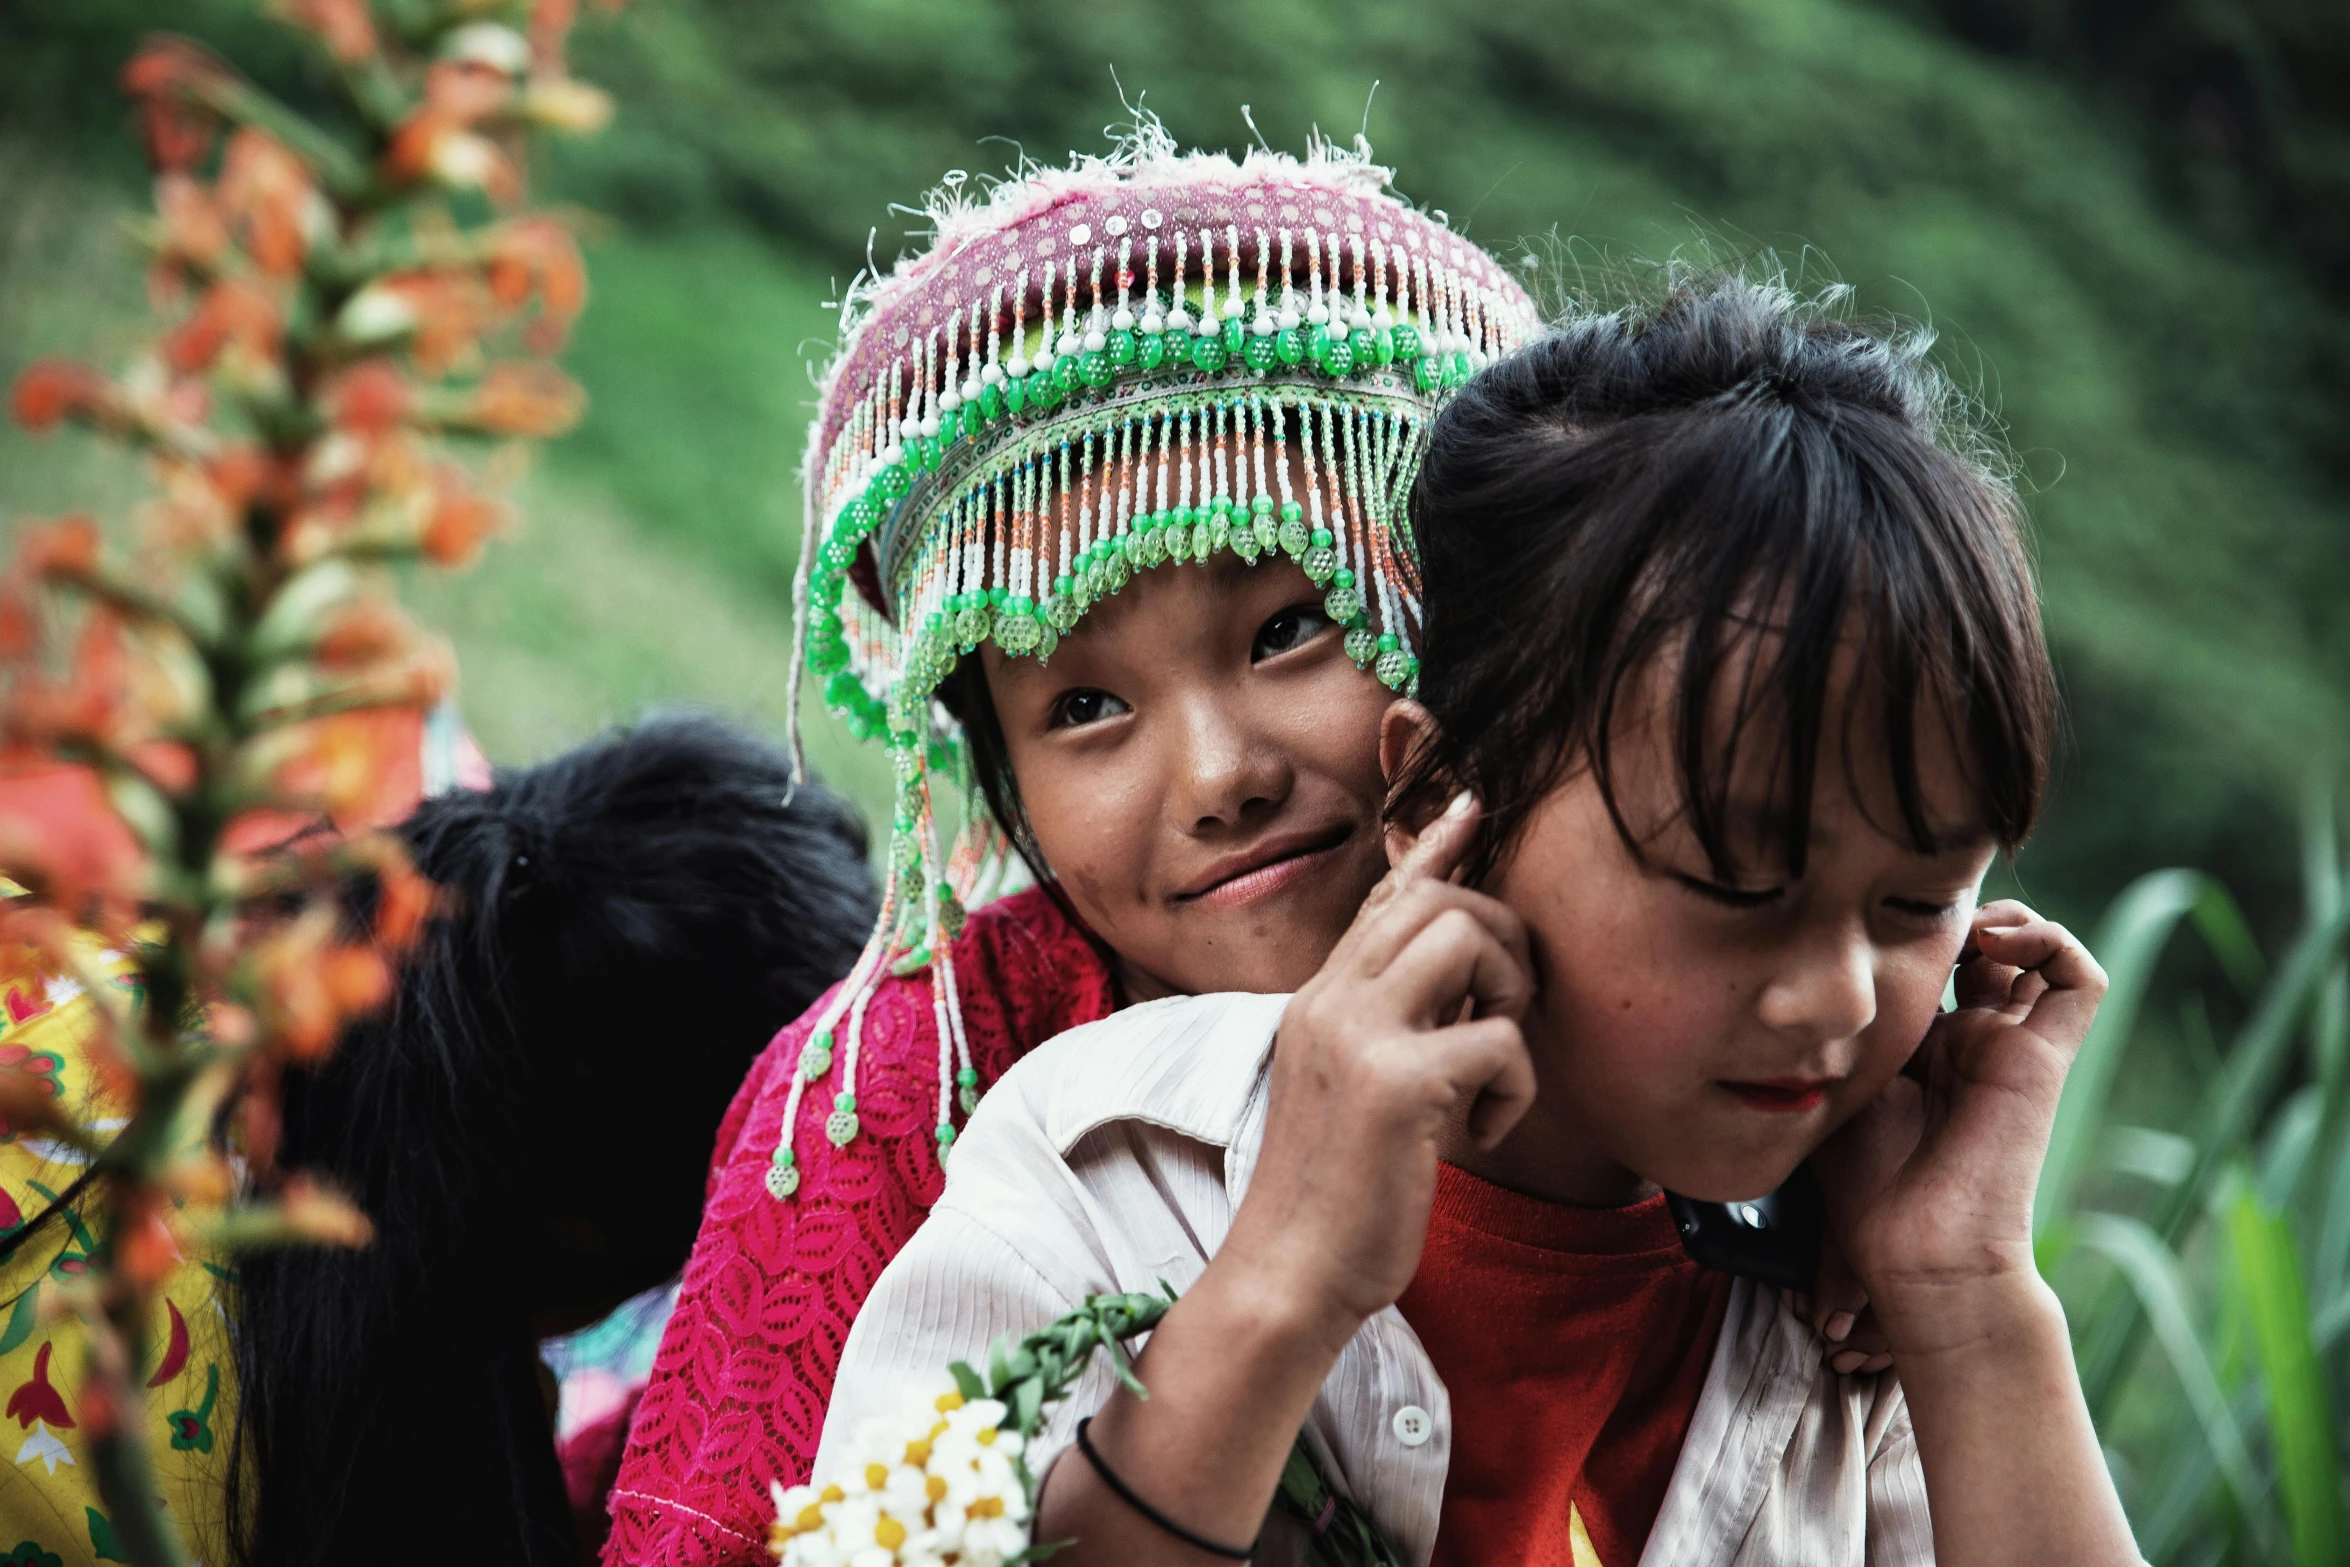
17 514 102 578
372 857 436 952
216 129 319 278
314 600 417 669
468 361 583 437
278 1174 374 1246
12 361 116 433
490 217 587 344
385 61 522 204
421 468 506 566
118 1196 183 1292
120 39 232 173
0 4 622 1546
324 360 414 434
151 174 231 285
163 279 283 376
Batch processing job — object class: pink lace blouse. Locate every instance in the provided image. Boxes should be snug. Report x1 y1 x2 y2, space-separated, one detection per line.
602 886 1115 1565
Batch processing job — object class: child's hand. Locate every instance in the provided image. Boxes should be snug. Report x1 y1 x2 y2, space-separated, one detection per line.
1812 899 2106 1354
1221 793 1538 1344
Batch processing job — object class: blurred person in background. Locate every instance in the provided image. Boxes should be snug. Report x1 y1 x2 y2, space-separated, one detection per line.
223 714 875 1567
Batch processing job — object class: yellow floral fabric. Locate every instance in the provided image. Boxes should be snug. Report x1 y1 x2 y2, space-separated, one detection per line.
0 941 233 1567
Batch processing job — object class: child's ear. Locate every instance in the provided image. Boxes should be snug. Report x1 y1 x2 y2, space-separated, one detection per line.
1379 700 1442 871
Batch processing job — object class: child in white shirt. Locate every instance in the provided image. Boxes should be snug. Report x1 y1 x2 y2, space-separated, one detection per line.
823 274 2143 1567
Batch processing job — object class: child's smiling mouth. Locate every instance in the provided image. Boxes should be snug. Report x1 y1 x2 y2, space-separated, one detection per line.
1718 1077 1839 1113
1175 825 1357 910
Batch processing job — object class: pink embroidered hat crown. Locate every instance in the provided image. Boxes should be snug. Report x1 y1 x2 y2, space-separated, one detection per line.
767 123 1539 1200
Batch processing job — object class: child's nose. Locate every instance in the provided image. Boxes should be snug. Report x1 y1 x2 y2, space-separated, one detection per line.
1755 921 1878 1044
1169 700 1289 830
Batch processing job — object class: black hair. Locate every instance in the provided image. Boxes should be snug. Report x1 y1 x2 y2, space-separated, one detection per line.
225 714 877 1567
1391 273 2056 885
935 656 1105 950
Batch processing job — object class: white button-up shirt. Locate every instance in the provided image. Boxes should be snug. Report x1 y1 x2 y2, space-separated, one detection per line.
820 991 1936 1566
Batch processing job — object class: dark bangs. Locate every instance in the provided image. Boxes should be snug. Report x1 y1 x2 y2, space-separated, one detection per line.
1390 276 2057 885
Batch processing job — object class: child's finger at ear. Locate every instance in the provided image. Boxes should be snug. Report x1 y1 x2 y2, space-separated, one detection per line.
1348 880 1525 987
1387 906 1534 1025
1978 917 2107 1052
1365 793 1478 924
1973 898 2038 931
2005 967 2052 1015
1397 790 1479 884
1952 947 2023 1011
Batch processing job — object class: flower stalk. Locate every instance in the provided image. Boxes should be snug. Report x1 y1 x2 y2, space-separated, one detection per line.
0 3 618 1561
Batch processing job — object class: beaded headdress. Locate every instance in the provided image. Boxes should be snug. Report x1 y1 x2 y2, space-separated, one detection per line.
767 125 1539 1199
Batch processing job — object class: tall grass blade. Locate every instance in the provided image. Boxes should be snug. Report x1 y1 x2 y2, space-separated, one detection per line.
2194 879 2270 1002
2038 870 2209 1244
2154 902 2350 1243
2082 899 2350 1413
2319 1131 2350 1311
2071 1212 2274 1549
2304 786 2345 1099
2259 1086 2324 1210
2294 787 2348 1246
2226 1176 2348 1567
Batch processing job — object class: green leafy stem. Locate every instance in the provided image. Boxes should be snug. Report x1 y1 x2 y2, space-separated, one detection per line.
951 1288 1402 1567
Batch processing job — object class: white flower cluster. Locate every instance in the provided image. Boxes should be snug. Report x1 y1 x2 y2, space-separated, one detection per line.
770 1385 1033 1567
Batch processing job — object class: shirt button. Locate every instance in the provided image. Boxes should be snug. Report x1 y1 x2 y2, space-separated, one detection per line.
1391 1405 1433 1447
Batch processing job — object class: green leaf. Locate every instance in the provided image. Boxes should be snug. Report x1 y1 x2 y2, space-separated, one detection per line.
2070 1212 2273 1550
1097 1324 1146 1398
103 766 181 864
2226 1176 2347 1567
2037 869 2209 1243
1010 1376 1043 1438
2099 1123 2195 1187
2293 790 2350 1235
2316 1131 2350 1307
247 560 360 662
2258 1085 2324 1210
986 1336 1012 1396
2159 901 2350 1242
1276 1439 1328 1514
949 1360 985 1403
2192 879 2268 1000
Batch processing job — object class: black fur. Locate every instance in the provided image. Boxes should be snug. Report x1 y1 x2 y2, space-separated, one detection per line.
224 714 877 1567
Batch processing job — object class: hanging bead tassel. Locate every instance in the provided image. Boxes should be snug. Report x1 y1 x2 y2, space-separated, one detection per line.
826 1091 860 1148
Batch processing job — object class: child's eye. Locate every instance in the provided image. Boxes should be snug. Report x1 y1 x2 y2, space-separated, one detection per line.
1671 872 1785 910
1252 604 1335 661
1046 688 1130 730
1885 897 1959 920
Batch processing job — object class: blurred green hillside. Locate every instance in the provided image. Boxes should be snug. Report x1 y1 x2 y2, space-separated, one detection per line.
4 0 2347 939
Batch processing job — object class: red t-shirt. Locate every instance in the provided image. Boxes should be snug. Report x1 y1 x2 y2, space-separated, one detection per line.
1396 1163 1733 1567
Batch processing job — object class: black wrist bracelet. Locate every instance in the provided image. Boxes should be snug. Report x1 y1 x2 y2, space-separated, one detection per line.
1072 1415 1257 1560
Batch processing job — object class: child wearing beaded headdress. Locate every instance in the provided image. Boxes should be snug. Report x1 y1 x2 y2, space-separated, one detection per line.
602 128 1545 1565
813 275 2144 1567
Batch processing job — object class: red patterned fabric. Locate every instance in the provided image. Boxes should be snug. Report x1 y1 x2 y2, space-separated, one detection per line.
603 886 1115 1565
